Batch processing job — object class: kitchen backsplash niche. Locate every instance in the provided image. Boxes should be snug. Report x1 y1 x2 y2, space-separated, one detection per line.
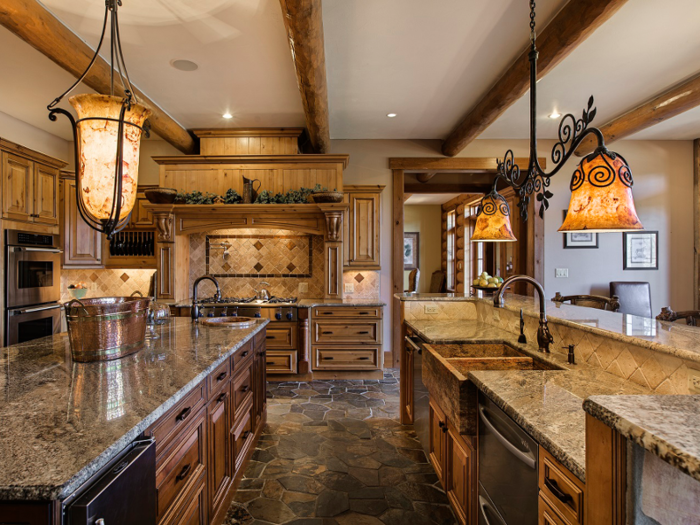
60 269 156 303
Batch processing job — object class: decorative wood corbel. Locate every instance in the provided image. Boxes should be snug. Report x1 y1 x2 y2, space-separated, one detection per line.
154 211 174 242
323 210 343 242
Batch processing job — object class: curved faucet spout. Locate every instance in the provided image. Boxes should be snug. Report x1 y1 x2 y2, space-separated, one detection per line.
494 275 553 353
191 275 221 322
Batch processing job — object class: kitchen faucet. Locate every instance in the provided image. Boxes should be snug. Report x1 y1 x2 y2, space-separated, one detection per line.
255 281 271 301
494 275 553 353
191 276 221 322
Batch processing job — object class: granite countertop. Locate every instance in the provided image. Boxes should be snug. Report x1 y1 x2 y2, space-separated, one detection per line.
173 298 385 308
584 395 700 482
469 369 649 482
395 293 474 302
0 317 268 501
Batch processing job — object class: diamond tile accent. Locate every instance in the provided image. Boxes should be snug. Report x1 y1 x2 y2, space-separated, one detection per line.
354 273 365 283
90 272 99 282
222 262 232 272
286 240 296 250
253 241 264 251
254 262 264 272
286 263 296 272
120 273 130 282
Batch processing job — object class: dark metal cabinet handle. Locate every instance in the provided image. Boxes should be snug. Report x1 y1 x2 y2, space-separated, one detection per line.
323 356 334 360
322 331 333 335
358 331 369 335
322 311 333 315
176 406 191 422
241 385 250 393
544 477 573 504
358 357 370 360
266 361 274 365
176 464 191 481
217 392 226 404
216 372 227 382
242 430 252 439
267 335 275 339
241 351 249 357
438 421 444 428
359 311 369 315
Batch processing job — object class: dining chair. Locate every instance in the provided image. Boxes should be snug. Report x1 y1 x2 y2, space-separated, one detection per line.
405 268 420 293
429 271 447 293
551 292 620 312
657 307 700 327
609 281 652 318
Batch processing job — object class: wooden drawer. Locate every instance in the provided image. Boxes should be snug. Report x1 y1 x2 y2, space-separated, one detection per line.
231 401 255 472
312 347 381 370
265 323 297 350
231 363 254 422
146 382 206 458
539 447 585 525
266 351 297 374
156 408 206 521
538 495 570 525
312 306 383 319
161 470 207 525
206 359 231 398
231 340 253 372
312 320 382 344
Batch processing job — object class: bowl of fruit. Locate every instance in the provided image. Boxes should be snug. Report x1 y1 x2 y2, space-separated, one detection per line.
67 282 88 300
471 272 503 294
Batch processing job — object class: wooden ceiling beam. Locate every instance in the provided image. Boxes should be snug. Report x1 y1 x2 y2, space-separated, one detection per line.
441 0 629 157
576 72 700 156
279 0 331 154
0 0 196 154
404 183 492 194
416 172 437 183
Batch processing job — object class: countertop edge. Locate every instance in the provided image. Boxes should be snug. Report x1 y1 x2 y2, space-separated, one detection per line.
1 320 269 502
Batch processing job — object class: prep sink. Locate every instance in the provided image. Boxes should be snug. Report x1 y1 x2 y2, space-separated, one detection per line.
421 342 560 434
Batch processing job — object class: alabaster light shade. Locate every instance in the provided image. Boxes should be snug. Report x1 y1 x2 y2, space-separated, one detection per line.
471 192 517 242
70 94 151 222
559 150 643 233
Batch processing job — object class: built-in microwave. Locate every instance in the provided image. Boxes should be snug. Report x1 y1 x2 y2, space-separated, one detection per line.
5 229 61 309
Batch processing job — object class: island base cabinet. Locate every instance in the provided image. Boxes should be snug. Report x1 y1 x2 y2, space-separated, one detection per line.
207 390 232 524
162 471 208 525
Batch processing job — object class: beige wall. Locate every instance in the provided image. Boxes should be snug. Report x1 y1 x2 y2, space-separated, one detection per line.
139 139 183 185
403 205 443 293
0 110 71 164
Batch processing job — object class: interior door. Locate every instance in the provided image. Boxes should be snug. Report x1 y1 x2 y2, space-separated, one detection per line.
2 152 33 222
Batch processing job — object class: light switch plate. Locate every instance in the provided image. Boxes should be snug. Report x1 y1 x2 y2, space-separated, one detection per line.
555 268 569 278
344 283 354 293
688 368 700 394
424 304 439 314
299 282 309 293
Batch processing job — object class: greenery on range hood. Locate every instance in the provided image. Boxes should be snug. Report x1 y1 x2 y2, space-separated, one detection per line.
175 184 334 205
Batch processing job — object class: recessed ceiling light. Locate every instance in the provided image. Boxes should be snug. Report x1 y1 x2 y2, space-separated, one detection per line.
387 113 397 118
170 59 199 72
222 113 233 119
549 111 561 119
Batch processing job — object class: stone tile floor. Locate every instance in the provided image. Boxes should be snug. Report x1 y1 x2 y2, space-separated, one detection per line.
223 369 456 525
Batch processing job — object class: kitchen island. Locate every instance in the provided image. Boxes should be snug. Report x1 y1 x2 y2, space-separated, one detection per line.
0 317 269 524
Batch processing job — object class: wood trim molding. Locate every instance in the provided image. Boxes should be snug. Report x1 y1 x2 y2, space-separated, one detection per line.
0 0 196 154
695 139 700 309
192 128 304 139
392 169 404 368
152 154 349 168
576 72 700 156
441 0 629 157
388 157 545 171
0 138 67 168
342 184 387 193
278 0 331 153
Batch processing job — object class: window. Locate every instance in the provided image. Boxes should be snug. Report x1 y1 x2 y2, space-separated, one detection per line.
446 210 456 291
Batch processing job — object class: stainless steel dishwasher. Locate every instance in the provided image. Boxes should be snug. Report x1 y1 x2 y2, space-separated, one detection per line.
406 334 430 456
478 391 538 525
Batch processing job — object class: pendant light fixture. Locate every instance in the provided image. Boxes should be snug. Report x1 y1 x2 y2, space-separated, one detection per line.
471 1 643 242
48 0 151 239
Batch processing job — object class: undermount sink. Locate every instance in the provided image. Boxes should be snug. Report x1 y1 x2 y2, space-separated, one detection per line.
201 317 257 328
429 343 528 359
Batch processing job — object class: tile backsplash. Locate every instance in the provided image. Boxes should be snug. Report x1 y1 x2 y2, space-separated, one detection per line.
60 269 156 303
343 271 381 299
190 228 324 299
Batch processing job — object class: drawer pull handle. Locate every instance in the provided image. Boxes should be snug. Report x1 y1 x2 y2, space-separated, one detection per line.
267 336 275 339
442 425 448 433
322 331 333 335
323 356 334 360
176 464 192 482
322 311 333 315
241 351 249 357
359 311 369 315
358 357 370 360
242 430 252 440
258 351 265 356
438 421 445 428
216 372 227 382
176 406 191 422
544 477 573 505
358 331 369 335
217 392 226 404
241 385 250 393
266 361 274 365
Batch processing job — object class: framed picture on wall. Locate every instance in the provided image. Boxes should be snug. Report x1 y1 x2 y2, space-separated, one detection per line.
623 231 658 270
562 210 598 249
404 232 419 270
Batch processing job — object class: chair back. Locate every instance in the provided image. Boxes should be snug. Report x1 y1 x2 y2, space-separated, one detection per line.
406 268 420 293
430 271 447 293
610 281 652 318
552 292 620 312
657 307 700 327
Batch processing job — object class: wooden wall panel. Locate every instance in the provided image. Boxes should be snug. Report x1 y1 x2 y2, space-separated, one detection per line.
695 139 699 309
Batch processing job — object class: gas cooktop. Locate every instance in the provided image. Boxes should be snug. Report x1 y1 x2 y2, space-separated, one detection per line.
196 296 298 306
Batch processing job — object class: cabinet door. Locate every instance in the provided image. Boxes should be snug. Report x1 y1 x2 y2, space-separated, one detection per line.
347 192 380 268
446 426 475 525
33 164 59 225
429 399 447 482
129 190 156 228
254 333 267 425
2 152 33 222
207 391 232 523
61 179 103 267
403 343 414 424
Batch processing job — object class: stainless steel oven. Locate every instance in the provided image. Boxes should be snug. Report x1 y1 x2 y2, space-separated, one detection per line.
5 303 62 346
5 229 61 308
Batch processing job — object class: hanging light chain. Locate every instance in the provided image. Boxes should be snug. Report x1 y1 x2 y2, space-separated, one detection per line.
529 0 536 44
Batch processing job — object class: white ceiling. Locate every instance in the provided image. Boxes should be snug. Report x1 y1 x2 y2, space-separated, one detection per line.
0 0 698 143
404 194 462 206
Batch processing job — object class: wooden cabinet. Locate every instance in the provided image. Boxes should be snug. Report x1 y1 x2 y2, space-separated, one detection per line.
343 185 383 269
310 306 383 371
1 149 62 226
129 188 156 228
538 447 585 525
253 332 267 425
430 397 476 525
60 177 103 268
207 389 232 523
